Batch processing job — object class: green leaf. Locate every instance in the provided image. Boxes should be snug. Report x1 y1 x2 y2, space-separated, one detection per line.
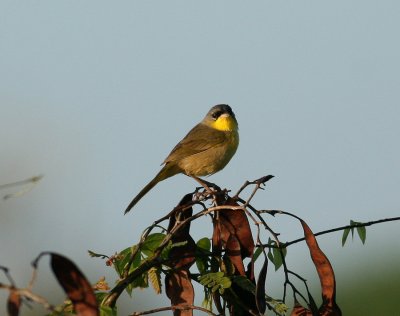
161 240 188 259
95 292 108 301
100 306 117 316
114 246 140 277
148 267 162 294
197 237 211 251
350 220 356 240
347 220 366 245
272 247 286 271
196 257 207 274
211 283 221 293
267 248 274 264
129 248 142 271
160 240 173 259
125 271 149 296
198 271 231 294
171 240 189 248
87 250 109 259
252 246 263 262
265 295 288 316
196 238 211 274
267 246 287 271
141 233 166 257
112 246 148 296
342 228 351 246
220 277 232 289
356 225 367 244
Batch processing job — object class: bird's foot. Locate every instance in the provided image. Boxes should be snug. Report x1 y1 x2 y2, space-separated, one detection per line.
191 176 221 193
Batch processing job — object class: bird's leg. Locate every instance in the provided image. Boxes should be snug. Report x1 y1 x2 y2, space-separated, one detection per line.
191 176 221 192
191 176 211 192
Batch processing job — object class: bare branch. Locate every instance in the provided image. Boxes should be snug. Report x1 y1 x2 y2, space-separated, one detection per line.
282 216 400 248
130 304 218 315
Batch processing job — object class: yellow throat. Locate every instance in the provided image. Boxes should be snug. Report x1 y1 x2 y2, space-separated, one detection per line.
211 114 238 132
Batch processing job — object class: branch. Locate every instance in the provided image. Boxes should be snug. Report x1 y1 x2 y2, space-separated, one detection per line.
0 175 43 189
102 202 246 307
130 304 218 316
102 176 400 313
0 175 44 200
280 216 400 248
0 283 56 312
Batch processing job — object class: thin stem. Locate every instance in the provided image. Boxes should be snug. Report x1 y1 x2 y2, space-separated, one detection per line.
282 216 400 248
130 304 218 316
0 175 43 190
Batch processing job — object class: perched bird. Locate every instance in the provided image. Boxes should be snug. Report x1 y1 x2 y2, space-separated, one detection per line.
124 104 239 214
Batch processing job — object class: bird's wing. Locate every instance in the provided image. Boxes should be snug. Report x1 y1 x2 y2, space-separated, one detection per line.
163 123 227 164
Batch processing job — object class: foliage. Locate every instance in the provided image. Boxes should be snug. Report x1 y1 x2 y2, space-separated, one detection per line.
341 220 367 246
1 175 399 315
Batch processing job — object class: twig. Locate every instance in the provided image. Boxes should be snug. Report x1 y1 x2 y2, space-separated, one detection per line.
281 216 400 248
130 304 218 316
0 283 56 311
237 198 281 246
103 202 246 307
287 270 316 312
0 266 15 286
1 175 44 200
104 176 400 313
123 198 205 278
233 181 306 308
233 175 274 200
0 175 43 189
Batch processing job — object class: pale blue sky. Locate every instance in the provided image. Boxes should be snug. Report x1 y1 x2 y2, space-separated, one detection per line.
1 1 400 314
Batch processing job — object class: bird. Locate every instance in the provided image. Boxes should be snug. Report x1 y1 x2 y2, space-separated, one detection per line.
124 104 239 214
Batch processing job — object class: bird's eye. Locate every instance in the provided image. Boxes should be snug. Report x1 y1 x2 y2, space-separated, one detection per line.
212 111 222 119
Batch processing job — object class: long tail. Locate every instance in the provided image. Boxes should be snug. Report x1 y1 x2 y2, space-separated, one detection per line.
124 164 179 214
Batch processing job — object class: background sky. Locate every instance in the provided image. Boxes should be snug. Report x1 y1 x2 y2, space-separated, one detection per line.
1 1 399 315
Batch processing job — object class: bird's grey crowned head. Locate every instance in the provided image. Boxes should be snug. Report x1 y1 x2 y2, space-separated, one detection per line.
202 104 238 131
